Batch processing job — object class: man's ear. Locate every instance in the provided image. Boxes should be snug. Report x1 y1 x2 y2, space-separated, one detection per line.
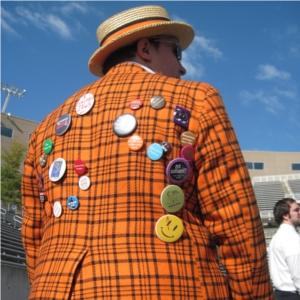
136 38 152 62
282 212 290 222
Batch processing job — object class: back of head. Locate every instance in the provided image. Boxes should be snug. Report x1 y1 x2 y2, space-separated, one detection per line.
88 5 194 76
273 198 296 225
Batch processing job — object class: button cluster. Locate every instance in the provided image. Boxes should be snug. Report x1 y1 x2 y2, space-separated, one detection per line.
39 93 95 218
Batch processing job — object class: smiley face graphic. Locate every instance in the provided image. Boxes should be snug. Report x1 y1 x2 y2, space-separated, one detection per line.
155 214 184 243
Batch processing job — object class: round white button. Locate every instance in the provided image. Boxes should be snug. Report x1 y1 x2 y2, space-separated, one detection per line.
76 93 95 115
53 201 62 218
79 175 91 190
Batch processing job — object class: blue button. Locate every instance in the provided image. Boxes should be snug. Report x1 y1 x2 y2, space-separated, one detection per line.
147 143 164 160
67 196 79 210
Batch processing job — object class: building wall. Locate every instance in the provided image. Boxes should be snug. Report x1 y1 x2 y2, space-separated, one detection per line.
242 150 300 177
1 113 38 153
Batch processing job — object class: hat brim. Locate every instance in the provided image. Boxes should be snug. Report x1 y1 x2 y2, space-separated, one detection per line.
88 21 194 77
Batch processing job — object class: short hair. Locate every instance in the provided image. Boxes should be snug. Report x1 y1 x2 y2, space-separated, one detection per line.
102 39 161 75
273 198 296 225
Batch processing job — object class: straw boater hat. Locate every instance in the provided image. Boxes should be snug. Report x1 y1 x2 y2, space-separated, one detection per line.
88 5 195 76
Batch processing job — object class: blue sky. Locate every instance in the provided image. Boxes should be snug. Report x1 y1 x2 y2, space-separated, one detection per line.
1 1 300 151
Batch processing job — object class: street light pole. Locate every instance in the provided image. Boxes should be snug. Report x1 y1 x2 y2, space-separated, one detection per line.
0 83 26 113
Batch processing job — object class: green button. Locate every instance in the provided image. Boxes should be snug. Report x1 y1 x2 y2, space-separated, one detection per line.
43 139 54 154
160 185 185 213
155 214 184 243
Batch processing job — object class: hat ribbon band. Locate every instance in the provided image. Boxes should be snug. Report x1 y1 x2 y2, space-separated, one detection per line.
101 18 170 47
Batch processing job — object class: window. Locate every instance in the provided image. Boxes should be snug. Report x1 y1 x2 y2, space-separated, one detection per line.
254 162 264 170
292 163 300 171
246 162 253 169
1 125 13 138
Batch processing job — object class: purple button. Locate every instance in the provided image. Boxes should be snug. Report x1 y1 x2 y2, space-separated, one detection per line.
173 106 190 129
166 158 191 185
180 145 195 162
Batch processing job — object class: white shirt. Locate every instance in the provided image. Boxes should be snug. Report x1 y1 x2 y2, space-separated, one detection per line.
268 223 300 293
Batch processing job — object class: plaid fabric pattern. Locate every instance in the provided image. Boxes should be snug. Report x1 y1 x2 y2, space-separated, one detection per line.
22 63 273 299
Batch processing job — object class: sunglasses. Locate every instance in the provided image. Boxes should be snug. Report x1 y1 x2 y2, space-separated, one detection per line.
149 38 182 61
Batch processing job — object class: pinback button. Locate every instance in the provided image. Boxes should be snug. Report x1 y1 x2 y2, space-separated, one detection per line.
155 214 184 243
128 135 144 151
130 99 143 110
166 158 191 185
74 159 88 176
39 192 47 203
49 158 66 182
79 175 90 190
173 106 191 129
161 141 172 154
55 114 72 136
147 143 164 160
43 139 54 155
53 201 62 218
39 154 48 168
113 114 137 137
67 196 79 210
150 95 166 110
180 131 196 145
160 185 185 213
180 145 195 161
76 93 95 115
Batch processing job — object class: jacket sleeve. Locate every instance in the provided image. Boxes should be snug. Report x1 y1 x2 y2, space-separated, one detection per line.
195 87 273 299
21 131 43 284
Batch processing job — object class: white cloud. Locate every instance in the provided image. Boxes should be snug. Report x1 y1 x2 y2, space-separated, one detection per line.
46 14 72 39
181 34 223 80
14 6 72 40
60 3 89 15
240 90 284 115
256 64 290 80
3 3 90 40
194 36 223 59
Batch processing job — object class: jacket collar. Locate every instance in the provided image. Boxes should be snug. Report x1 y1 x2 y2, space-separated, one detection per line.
105 61 155 77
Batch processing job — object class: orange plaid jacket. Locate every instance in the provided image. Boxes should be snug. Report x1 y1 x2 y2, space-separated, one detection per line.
22 63 273 299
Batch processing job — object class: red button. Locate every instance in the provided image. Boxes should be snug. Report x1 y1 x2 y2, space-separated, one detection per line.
130 99 143 110
180 145 195 161
74 159 88 176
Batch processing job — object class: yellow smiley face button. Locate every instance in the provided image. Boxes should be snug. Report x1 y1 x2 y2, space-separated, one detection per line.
155 214 184 243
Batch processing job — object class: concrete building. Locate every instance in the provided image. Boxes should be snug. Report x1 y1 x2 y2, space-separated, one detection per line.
1 112 38 153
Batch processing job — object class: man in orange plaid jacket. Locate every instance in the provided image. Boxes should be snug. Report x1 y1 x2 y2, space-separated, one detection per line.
22 5 274 299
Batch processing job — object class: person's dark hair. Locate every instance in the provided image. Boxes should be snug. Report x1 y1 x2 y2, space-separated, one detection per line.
102 39 161 75
273 198 296 225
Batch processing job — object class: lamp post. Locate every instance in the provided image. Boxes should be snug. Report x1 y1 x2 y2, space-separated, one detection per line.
1 83 26 113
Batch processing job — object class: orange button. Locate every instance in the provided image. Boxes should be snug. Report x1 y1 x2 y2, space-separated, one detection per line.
128 135 144 151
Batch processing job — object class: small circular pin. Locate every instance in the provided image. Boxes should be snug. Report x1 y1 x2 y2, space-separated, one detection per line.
180 131 196 145
128 135 144 151
74 159 88 176
166 158 191 185
49 158 67 182
53 201 62 218
39 154 48 168
55 114 72 136
161 141 172 154
67 196 79 210
155 214 184 243
180 145 195 161
147 143 164 160
79 175 91 190
130 99 143 110
76 93 95 115
113 114 137 137
160 185 185 213
43 139 54 155
150 95 166 110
